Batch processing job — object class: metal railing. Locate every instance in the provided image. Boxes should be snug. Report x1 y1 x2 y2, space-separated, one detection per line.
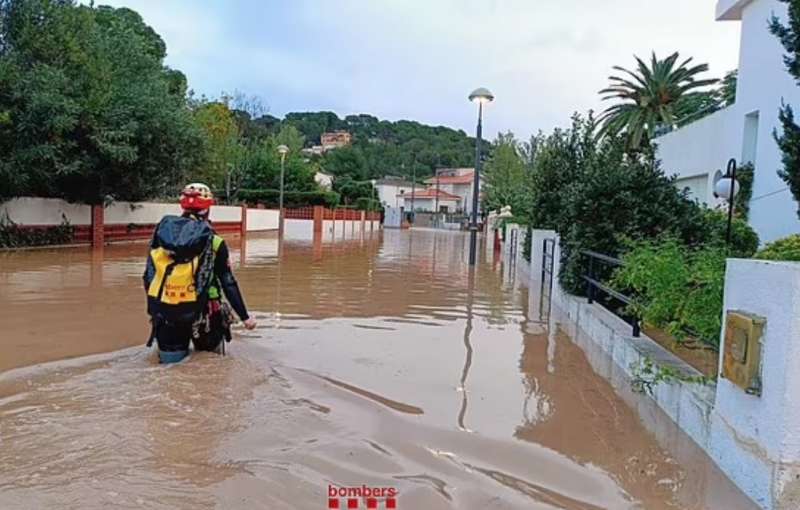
582 250 640 337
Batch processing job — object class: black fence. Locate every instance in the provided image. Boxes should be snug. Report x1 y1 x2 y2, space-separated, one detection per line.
582 250 640 337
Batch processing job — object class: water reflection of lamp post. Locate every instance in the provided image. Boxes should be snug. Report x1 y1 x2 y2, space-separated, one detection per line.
714 158 740 246
458 270 476 431
277 144 289 236
468 87 494 266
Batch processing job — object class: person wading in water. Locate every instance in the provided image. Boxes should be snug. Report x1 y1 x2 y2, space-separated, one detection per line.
143 183 257 363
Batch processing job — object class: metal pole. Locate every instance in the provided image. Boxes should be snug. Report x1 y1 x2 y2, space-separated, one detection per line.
279 154 286 236
468 103 483 266
434 172 440 226
410 159 416 224
725 158 737 246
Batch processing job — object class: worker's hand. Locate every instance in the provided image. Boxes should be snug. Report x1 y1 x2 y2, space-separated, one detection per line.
243 318 257 330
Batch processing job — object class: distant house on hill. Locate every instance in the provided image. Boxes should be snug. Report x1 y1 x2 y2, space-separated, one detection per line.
424 168 480 216
656 0 800 243
321 131 352 151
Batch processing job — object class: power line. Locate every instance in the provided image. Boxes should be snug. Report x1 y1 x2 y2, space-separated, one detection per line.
750 186 790 203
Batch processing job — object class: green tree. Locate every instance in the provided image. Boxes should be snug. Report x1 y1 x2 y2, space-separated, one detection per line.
770 0 800 217
193 101 242 194
0 0 204 203
483 132 529 217
322 146 369 180
598 52 718 148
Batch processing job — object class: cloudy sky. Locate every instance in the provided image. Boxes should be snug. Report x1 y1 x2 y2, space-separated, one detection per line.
102 0 741 139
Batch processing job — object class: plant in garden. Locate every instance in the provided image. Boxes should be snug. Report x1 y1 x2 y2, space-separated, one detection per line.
734 163 754 220
613 239 729 349
755 234 800 261
630 357 710 396
770 0 800 216
0 215 74 248
597 52 718 148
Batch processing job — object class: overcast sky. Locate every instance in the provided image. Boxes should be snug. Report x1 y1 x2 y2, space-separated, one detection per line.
101 0 741 140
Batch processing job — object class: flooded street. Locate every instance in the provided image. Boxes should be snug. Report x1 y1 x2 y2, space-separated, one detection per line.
0 229 756 509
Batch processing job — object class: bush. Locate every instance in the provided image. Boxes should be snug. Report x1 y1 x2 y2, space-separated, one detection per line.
523 114 759 295
755 234 800 261
237 189 340 208
613 239 726 349
0 215 74 248
696 209 759 257
354 197 381 211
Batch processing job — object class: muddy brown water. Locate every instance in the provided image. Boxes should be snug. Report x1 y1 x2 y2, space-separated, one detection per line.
0 229 756 509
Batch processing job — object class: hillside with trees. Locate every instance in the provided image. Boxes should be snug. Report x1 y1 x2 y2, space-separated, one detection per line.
0 0 478 210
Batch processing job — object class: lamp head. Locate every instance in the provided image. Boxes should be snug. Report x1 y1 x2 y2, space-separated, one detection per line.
469 87 494 105
277 144 289 156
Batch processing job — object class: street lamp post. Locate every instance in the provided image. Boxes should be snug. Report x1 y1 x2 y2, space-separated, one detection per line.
277 144 289 236
714 158 741 246
467 87 494 266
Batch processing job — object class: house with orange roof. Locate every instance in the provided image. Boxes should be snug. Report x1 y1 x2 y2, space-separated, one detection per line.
423 167 481 215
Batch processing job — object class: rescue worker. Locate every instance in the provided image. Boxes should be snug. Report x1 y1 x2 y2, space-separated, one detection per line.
143 183 256 363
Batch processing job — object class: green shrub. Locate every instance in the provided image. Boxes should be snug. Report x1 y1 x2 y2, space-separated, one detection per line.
0 215 74 248
237 189 340 208
613 239 726 349
755 234 800 261
354 197 381 211
696 209 759 257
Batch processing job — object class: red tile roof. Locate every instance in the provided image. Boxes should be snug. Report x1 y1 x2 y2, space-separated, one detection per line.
424 172 474 185
398 188 461 200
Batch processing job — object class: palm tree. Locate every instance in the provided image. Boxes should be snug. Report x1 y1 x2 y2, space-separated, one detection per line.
598 52 718 149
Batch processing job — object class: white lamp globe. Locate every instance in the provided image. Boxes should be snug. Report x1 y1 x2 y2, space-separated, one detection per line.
714 176 740 201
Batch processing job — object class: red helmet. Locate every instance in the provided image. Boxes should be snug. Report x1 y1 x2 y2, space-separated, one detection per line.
180 183 215 214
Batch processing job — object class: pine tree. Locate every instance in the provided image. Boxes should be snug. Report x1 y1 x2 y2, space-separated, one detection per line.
770 0 800 217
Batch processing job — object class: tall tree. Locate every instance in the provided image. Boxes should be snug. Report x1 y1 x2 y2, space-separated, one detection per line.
770 0 800 217
597 52 718 149
483 132 529 217
193 101 241 192
0 0 204 203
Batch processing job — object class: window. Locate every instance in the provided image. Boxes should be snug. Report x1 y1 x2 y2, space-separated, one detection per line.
742 111 759 165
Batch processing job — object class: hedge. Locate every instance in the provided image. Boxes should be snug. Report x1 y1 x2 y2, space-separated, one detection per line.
237 189 340 208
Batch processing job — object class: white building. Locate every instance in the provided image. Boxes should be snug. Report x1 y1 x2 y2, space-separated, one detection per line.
314 170 333 190
397 188 461 212
374 177 414 208
423 168 481 216
656 0 800 243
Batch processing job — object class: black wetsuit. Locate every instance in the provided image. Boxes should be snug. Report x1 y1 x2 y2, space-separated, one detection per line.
143 219 250 353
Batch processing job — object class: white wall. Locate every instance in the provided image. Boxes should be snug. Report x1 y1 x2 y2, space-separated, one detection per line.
657 107 738 208
105 201 181 224
246 208 279 231
376 183 412 208
0 197 91 226
657 0 800 243
710 258 800 509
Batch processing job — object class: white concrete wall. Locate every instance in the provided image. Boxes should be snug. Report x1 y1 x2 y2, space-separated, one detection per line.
656 107 738 208
246 208 279 231
208 205 242 223
532 234 800 509
283 218 313 240
710 258 800 509
657 0 800 243
376 183 412 208
0 197 91 226
105 201 181 224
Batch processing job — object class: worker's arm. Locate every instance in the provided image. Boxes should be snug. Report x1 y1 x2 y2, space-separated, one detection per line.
142 220 162 291
214 241 250 321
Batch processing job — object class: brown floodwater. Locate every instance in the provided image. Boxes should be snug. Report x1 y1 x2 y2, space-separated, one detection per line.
0 229 757 509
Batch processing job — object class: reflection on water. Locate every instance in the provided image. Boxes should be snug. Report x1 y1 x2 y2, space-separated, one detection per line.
0 229 756 509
